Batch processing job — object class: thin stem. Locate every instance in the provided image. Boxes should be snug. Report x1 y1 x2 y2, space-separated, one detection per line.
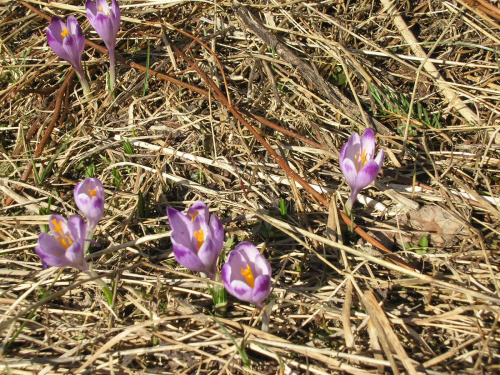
84 224 96 255
86 268 113 307
75 67 91 97
109 50 116 91
260 309 269 332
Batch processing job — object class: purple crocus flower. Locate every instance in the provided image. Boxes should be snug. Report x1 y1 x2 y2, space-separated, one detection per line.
47 16 90 95
339 128 384 208
167 201 224 280
85 0 121 89
221 242 272 310
35 215 89 271
74 178 105 231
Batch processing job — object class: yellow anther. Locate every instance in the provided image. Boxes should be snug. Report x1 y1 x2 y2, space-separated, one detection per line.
60 27 70 39
355 148 368 172
98 5 111 17
89 188 97 197
241 264 255 288
51 219 64 234
194 230 204 251
51 219 73 249
189 211 199 223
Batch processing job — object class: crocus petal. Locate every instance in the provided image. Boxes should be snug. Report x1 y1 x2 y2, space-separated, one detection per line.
167 207 194 239
254 252 272 276
111 0 121 34
209 215 224 256
36 245 71 269
343 132 361 164
97 0 111 13
35 215 88 270
48 17 66 44
85 0 98 22
67 16 85 57
252 275 272 306
37 233 66 257
65 242 88 271
340 158 357 190
172 242 206 272
67 215 86 240
93 13 116 51
374 149 385 168
234 241 261 261
195 218 214 264
229 279 253 302
356 160 381 191
360 128 376 159
339 142 347 164
222 242 272 308
187 200 209 222
47 29 70 63
74 178 105 228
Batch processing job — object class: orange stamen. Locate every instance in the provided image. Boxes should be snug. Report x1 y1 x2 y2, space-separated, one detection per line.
194 230 204 251
60 27 70 39
98 6 111 17
51 219 73 249
189 211 199 223
241 264 255 288
89 188 97 197
355 148 368 172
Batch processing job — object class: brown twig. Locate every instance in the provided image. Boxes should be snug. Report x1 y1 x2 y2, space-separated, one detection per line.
2 70 75 207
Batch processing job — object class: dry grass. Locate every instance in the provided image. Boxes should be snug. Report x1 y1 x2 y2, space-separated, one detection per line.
1 0 500 373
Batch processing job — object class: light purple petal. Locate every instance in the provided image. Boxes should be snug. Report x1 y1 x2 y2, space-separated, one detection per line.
197 227 216 268
209 215 224 257
36 245 71 269
187 200 209 223
224 248 251 284
252 275 272 305
340 158 357 190
97 0 111 13
221 262 232 288
111 0 121 35
61 34 81 69
344 132 361 165
172 242 206 272
374 149 384 168
254 253 272 276
356 160 380 191
48 17 66 44
167 207 194 238
65 242 89 271
67 215 86 241
339 142 347 164
37 233 65 257
93 13 116 51
233 241 261 261
47 29 71 63
85 0 98 23
74 179 105 227
229 279 253 302
360 128 375 160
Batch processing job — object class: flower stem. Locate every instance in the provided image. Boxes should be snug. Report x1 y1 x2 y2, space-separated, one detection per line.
75 68 91 97
345 199 354 233
84 225 96 255
86 267 113 307
109 50 116 91
260 309 270 332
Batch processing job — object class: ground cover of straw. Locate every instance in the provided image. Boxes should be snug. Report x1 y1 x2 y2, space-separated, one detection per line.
1 0 500 373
